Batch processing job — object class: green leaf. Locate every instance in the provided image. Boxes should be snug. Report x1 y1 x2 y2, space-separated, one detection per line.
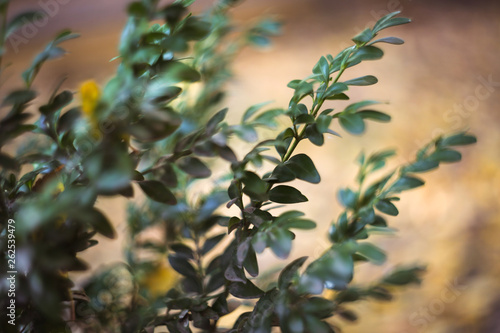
275 127 294 159
22 31 78 86
294 114 315 125
404 159 439 173
339 113 365 135
206 108 228 134
274 210 305 222
316 114 332 133
39 90 73 115
168 255 197 278
252 232 268 254
324 82 349 99
344 75 378 86
382 266 426 286
269 228 293 259
428 149 462 163
84 148 133 193
232 240 248 267
138 180 177 205
178 156 211 178
356 242 386 265
303 297 335 317
375 199 399 216
225 263 246 283
243 247 259 277
373 11 405 33
201 233 225 255
269 185 308 204
228 217 240 233
146 85 182 104
325 92 349 100
163 61 201 82
349 46 384 64
303 246 354 292
352 28 374 44
228 280 264 299
129 108 181 142
369 37 405 45
170 243 195 259
305 124 324 146
373 15 411 34
84 208 116 239
338 309 358 322
234 124 258 142
2 89 37 106
390 176 424 192
345 100 380 113
292 81 314 101
357 110 391 122
0 152 19 170
284 219 316 230
338 187 357 209
242 101 272 123
6 11 45 38
127 2 148 17
304 316 332 333
52 30 80 44
367 149 396 165
269 163 296 183
367 286 393 301
242 171 269 201
285 154 321 184
317 56 330 82
57 108 81 134
252 108 284 127
287 79 301 89
179 16 211 41
440 132 477 146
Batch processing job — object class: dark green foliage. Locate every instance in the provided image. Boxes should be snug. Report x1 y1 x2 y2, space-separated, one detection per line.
0 2 476 332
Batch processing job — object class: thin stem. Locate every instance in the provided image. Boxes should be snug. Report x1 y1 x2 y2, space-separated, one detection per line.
192 232 206 293
281 47 354 163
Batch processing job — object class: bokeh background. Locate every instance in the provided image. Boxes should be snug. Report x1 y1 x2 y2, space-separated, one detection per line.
3 0 500 332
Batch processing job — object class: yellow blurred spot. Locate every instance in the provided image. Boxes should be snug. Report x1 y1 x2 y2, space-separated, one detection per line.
139 261 178 298
323 289 335 300
80 80 101 122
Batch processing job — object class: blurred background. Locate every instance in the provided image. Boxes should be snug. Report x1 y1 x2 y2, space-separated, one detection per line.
2 0 500 332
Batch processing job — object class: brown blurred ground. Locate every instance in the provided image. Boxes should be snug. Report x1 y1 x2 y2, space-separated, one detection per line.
3 0 500 332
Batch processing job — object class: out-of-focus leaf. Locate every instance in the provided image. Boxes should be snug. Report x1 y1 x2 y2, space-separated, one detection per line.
356 242 386 265
357 110 391 122
428 149 462 163
375 199 399 216
178 156 211 178
440 132 477 146
168 255 197 278
390 175 424 192
83 208 116 239
201 233 225 255
339 113 365 135
269 228 293 259
138 180 177 204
